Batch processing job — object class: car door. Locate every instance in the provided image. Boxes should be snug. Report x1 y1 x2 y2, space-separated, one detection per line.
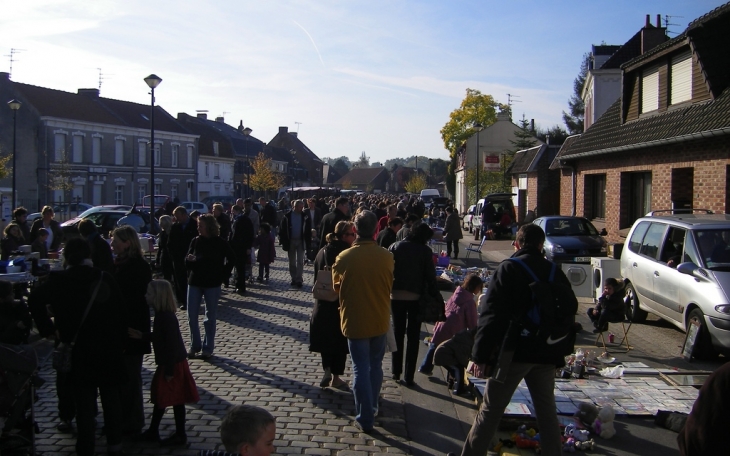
631 222 668 310
652 226 687 322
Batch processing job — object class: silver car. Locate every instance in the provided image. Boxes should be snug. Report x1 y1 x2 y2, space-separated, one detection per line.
621 212 730 359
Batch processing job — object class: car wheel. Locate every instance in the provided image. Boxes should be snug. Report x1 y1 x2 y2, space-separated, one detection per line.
624 283 648 323
687 308 718 360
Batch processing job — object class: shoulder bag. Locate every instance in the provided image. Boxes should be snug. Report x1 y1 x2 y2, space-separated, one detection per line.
312 251 339 302
52 274 103 373
419 286 446 324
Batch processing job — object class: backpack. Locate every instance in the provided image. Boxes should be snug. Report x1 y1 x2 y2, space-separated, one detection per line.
509 257 578 357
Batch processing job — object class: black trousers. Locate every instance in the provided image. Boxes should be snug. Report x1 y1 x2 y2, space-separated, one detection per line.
235 258 248 291
56 370 76 421
446 240 460 258
172 264 188 305
121 354 145 434
74 382 122 456
321 353 347 376
391 299 422 382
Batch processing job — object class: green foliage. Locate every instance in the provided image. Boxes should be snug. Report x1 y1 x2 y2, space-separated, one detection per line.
536 125 570 145
441 88 502 195
563 54 588 135
509 114 538 152
404 174 428 194
464 161 512 202
249 152 285 193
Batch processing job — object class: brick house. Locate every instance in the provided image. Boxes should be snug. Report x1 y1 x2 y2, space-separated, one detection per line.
507 143 561 221
551 3 730 244
0 73 198 211
267 126 324 186
335 167 390 193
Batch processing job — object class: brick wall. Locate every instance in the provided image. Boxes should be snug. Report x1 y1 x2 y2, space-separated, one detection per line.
557 136 730 243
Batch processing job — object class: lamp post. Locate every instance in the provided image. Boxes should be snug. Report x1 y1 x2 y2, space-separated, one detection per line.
428 158 432 188
242 127 252 198
7 100 21 210
472 122 484 203
144 74 162 232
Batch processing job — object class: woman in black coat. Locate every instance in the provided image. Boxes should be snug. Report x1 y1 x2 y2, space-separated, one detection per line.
310 221 354 390
389 222 439 386
29 238 127 456
156 215 174 281
110 225 153 436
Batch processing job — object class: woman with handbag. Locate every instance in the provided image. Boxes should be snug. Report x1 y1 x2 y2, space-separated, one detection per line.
28 238 127 456
110 225 153 437
309 221 354 391
389 222 439 386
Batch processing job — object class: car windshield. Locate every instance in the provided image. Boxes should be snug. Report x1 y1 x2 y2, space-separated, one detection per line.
544 218 599 237
694 229 730 268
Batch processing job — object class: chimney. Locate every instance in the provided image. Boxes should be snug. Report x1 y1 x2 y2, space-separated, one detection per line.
278 126 289 134
641 14 667 54
657 14 661 28
197 112 207 120
530 119 535 132
77 88 99 98
215 116 224 123
238 120 244 132
645 14 650 27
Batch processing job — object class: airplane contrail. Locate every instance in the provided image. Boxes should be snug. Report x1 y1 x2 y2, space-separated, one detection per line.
293 20 325 68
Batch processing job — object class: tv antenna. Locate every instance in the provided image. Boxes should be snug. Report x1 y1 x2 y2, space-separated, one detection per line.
507 93 521 111
663 15 684 37
97 68 114 91
295 121 302 133
5 48 26 79
221 111 230 118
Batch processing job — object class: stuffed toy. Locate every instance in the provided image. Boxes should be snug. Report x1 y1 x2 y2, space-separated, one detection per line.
563 437 576 452
575 439 595 451
593 405 616 439
514 435 540 449
575 402 600 427
573 429 591 442
564 423 576 438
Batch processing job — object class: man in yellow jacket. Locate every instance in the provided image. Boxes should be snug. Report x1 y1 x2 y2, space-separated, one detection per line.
332 210 394 433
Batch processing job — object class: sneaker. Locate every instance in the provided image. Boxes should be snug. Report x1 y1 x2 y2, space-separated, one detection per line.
187 350 200 359
160 432 187 446
57 419 73 433
199 352 213 360
418 368 433 376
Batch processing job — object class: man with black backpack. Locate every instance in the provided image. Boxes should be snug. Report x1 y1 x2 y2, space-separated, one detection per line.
460 224 578 456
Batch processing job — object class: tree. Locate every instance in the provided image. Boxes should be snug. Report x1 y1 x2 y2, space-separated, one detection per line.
441 88 502 195
536 125 569 145
509 114 538 152
562 53 589 135
404 174 427 194
48 152 75 203
354 151 370 168
332 159 350 176
249 152 285 196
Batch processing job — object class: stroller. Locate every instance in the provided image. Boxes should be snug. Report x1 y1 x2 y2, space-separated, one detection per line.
0 343 44 455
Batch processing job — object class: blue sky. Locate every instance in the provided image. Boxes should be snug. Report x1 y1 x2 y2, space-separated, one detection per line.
1 0 724 164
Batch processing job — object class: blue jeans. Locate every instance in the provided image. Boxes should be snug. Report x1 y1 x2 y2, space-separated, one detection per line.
347 334 386 430
187 285 222 355
419 343 436 373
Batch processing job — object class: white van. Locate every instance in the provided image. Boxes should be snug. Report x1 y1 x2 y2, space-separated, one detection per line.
420 189 440 206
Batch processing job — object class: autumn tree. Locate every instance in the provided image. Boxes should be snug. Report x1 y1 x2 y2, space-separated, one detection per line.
563 53 589 135
404 174 427 194
249 152 285 197
48 151 75 203
441 89 502 195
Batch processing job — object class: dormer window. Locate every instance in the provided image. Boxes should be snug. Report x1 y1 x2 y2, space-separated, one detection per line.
641 66 659 113
670 51 692 105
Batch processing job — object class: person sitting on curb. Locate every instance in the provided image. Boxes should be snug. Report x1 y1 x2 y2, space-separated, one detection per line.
198 405 276 456
587 277 625 333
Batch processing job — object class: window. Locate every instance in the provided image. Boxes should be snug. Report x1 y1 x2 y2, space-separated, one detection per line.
92 137 101 164
670 52 692 105
587 174 606 219
660 227 686 264
171 144 178 167
138 184 146 203
154 184 161 197
187 145 193 168
214 163 220 178
115 139 124 165
138 143 146 167
54 133 66 162
186 182 194 201
641 67 659 113
171 184 178 200
115 185 124 205
205 162 209 177
628 221 650 254
213 141 219 157
73 135 83 163
639 223 667 260
628 172 652 227
153 143 161 167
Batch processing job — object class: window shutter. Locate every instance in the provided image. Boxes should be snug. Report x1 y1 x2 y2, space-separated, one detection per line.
641 67 659 113
670 52 692 105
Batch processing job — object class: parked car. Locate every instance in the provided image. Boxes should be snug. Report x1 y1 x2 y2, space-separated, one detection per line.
462 204 476 231
180 201 208 212
27 202 94 225
58 205 132 228
532 216 607 264
621 210 730 359
61 208 154 241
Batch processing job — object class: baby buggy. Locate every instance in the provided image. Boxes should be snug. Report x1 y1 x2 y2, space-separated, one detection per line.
0 343 44 455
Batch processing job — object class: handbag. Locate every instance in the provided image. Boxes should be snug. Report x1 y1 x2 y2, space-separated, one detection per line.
418 287 446 324
312 252 339 301
52 275 102 373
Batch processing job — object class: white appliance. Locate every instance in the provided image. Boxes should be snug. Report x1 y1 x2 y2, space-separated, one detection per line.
561 263 593 298
591 257 621 299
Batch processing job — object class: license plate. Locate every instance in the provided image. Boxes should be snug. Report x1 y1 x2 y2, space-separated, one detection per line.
575 257 590 262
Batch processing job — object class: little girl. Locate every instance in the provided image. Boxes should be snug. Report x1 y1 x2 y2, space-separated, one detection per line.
129 280 199 446
254 223 276 282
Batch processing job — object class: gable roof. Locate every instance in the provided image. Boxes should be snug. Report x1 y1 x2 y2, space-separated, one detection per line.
335 167 388 185
508 145 543 174
177 113 265 158
601 25 666 69
268 127 323 164
686 1 730 98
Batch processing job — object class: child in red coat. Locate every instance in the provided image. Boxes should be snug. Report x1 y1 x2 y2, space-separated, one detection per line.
129 280 199 446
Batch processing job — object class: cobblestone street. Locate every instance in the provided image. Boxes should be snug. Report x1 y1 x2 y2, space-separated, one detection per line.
32 246 412 455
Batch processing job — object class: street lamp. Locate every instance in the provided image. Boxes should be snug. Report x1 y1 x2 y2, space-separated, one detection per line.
428 158 433 188
144 74 162 232
472 122 484 203
7 100 21 210
242 126 252 198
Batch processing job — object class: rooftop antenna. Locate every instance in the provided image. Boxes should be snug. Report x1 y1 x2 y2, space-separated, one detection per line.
663 14 683 37
294 121 302 133
506 93 521 113
97 68 114 91
5 48 26 79
221 111 230 118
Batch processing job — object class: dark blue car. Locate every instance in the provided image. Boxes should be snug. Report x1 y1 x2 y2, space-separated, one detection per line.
532 216 607 263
